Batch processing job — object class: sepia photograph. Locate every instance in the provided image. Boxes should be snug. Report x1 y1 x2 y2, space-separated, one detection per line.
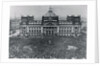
9 5 87 59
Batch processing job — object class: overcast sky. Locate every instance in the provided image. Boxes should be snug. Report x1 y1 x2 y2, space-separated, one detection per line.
10 5 87 20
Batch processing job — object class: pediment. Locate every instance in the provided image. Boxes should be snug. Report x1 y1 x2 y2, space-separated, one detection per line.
45 22 56 25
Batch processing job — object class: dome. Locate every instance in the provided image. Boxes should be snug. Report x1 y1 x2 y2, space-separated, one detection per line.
44 7 57 17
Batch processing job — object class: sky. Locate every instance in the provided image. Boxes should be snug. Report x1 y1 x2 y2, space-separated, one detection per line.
10 5 87 20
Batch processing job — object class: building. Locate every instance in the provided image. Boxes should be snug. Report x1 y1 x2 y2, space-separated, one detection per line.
10 18 20 30
20 7 81 38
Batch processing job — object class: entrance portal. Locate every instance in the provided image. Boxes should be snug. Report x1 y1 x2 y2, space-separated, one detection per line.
43 27 57 36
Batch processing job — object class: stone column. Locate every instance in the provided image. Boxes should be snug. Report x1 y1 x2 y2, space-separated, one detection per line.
57 26 59 34
71 26 74 33
27 26 29 33
41 27 43 33
78 25 81 33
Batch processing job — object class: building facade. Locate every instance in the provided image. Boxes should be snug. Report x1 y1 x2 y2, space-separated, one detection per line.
20 7 81 37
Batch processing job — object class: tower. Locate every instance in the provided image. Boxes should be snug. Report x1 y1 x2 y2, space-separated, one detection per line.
42 6 59 25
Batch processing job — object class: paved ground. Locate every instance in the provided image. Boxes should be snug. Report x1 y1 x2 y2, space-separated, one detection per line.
9 33 86 59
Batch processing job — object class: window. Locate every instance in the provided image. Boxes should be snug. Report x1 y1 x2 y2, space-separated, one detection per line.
22 22 26 25
75 27 78 29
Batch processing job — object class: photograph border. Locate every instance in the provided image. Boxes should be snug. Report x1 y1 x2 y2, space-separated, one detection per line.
1 0 97 63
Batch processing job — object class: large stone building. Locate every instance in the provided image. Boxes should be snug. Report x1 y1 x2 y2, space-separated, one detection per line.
20 7 81 38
